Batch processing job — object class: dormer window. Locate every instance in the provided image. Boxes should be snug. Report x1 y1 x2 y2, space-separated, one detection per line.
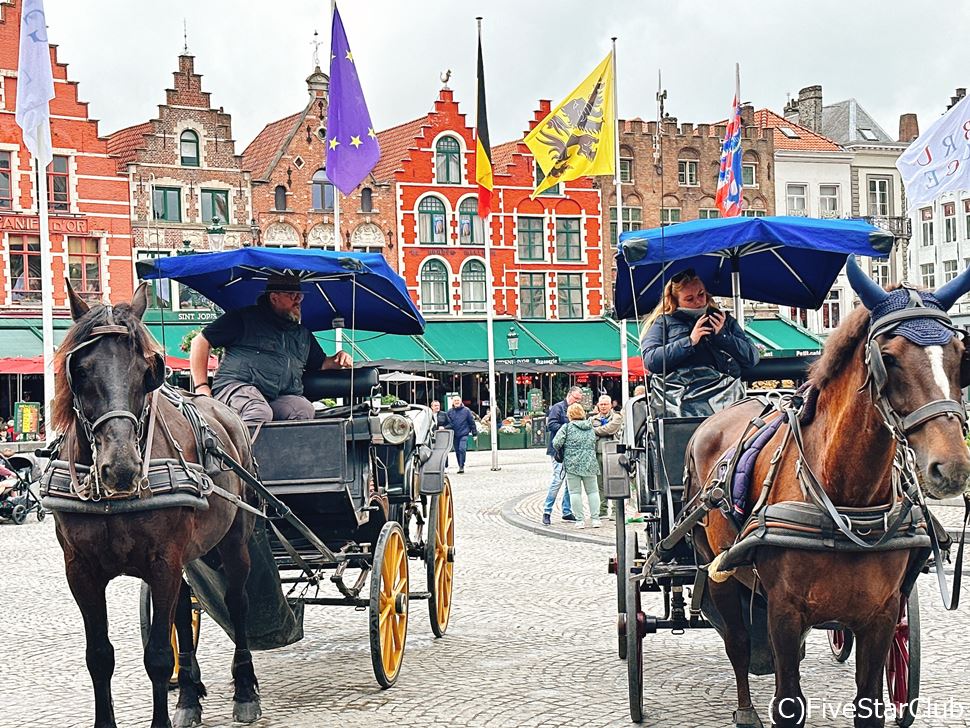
180 130 200 167
858 128 879 141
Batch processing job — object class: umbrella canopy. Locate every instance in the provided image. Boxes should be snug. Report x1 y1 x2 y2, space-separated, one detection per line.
378 371 437 383
136 247 425 334
613 216 894 319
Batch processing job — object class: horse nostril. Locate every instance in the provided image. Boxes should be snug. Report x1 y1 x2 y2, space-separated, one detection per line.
927 458 970 492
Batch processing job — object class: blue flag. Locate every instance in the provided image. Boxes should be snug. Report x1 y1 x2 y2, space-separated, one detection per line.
326 5 380 195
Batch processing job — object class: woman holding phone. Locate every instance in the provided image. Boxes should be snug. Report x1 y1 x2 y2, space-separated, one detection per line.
639 269 760 416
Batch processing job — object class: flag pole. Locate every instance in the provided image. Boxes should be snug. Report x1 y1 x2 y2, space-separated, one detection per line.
731 61 744 328
611 38 629 403
477 16 500 471
330 0 344 358
37 155 55 435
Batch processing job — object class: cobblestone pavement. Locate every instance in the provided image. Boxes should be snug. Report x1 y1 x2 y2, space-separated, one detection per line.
2 449 970 727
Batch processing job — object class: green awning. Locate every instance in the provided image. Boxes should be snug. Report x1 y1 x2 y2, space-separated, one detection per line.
145 323 206 358
422 321 556 363
0 317 73 357
520 321 635 363
745 316 823 358
315 330 442 363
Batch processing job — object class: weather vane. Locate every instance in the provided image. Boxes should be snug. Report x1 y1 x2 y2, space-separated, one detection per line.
440 69 452 89
183 19 188 55
311 30 322 68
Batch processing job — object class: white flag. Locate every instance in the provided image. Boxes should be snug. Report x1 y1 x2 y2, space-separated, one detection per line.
15 0 55 167
896 93 970 211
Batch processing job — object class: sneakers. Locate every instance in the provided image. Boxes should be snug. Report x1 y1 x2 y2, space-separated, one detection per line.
575 520 587 530
561 513 578 522
541 514 551 526
591 518 603 529
458 468 465 474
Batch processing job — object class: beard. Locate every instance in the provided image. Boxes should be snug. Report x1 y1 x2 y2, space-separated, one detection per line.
284 307 301 323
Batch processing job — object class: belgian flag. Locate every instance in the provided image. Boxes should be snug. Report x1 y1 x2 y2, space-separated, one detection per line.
474 26 493 219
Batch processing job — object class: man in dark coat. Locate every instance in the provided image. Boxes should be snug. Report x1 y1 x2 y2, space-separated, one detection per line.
447 396 475 474
542 385 582 525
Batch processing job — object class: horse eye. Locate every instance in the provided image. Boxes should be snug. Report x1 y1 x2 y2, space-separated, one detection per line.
881 353 898 368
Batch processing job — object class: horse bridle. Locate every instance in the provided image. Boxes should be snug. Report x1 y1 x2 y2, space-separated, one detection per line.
64 307 159 500
862 291 969 442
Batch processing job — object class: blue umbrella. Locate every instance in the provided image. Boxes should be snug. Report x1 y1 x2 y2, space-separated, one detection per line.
613 216 894 320
136 247 425 334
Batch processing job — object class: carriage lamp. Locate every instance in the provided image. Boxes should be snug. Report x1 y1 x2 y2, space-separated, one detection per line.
507 327 520 418
207 218 226 251
381 413 413 445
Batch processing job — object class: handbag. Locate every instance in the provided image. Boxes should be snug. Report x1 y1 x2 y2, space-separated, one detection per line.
552 423 568 463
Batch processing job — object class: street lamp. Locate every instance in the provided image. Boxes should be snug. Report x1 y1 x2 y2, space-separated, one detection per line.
249 217 260 246
507 326 519 417
178 239 194 256
207 217 226 251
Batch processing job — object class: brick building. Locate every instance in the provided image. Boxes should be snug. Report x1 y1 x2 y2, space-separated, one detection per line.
106 53 253 314
243 65 393 256
596 112 775 307
0 0 133 314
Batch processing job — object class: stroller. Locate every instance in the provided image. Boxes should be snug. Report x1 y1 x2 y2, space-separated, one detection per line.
0 450 45 525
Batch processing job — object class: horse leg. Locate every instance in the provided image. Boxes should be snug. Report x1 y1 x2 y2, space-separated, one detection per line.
852 598 899 728
172 578 206 728
217 519 261 723
767 602 807 728
66 569 116 728
709 579 763 728
144 570 183 728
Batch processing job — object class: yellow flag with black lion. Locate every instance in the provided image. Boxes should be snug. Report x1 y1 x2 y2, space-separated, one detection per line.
524 51 616 198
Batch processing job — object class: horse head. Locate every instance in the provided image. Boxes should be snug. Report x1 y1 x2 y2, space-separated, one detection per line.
846 256 970 498
58 282 165 494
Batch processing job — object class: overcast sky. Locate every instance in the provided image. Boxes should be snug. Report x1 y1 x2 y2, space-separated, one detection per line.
43 1 970 150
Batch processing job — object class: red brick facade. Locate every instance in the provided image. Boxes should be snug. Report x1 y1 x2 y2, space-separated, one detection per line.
106 54 253 269
0 0 133 311
392 90 604 319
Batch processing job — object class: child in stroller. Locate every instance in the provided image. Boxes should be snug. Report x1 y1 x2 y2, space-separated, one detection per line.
0 449 45 525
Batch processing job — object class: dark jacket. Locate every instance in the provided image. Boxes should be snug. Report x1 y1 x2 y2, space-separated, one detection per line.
447 406 475 439
641 310 759 378
210 303 315 399
433 410 450 430
545 399 569 456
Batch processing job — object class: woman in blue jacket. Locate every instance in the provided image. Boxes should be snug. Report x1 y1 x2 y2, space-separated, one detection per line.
640 269 759 417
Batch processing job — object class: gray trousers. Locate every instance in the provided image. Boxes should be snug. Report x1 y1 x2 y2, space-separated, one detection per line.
215 384 315 425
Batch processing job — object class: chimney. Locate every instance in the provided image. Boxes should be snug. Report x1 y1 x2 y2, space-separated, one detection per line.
948 87 967 111
898 113 919 143
783 94 799 121
740 103 754 126
797 85 823 132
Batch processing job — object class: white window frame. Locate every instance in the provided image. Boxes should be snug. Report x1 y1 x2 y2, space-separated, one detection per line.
819 184 840 218
944 202 957 243
677 160 698 187
943 259 959 282
920 208 934 248
920 263 936 289
741 163 757 188
786 183 808 216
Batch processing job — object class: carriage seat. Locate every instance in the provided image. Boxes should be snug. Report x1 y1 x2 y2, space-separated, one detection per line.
303 366 379 401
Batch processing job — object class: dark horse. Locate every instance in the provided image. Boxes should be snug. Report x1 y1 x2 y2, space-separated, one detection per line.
51 283 261 728
686 260 970 728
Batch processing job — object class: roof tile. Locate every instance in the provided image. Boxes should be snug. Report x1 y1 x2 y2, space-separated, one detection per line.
372 117 428 180
105 122 153 173
241 110 305 180
753 109 842 152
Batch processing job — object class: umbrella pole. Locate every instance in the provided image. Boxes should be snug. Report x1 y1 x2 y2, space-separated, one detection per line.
731 261 745 330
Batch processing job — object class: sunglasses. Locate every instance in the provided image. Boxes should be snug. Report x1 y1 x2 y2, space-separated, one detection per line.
671 268 696 284
275 291 305 302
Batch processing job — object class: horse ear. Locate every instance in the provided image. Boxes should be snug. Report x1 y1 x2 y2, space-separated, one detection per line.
934 266 970 310
130 282 150 320
144 353 166 392
845 255 889 311
65 278 90 321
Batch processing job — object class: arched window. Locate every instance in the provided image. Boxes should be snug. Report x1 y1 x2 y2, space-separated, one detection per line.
312 169 334 211
361 187 373 212
461 260 487 314
274 185 287 211
418 196 446 244
458 198 482 245
420 260 450 314
180 130 200 167
435 136 461 184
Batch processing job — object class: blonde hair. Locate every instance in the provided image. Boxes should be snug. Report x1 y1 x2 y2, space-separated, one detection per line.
567 403 586 421
642 273 719 329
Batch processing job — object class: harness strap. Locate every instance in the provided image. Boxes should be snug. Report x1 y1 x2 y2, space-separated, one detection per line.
90 409 139 433
926 495 969 612
900 399 967 433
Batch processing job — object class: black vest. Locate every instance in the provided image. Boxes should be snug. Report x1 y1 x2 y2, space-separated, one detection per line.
212 304 313 400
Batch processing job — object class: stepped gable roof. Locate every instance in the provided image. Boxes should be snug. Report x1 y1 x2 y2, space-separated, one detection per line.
753 109 842 152
105 122 153 172
241 110 306 181
372 117 427 180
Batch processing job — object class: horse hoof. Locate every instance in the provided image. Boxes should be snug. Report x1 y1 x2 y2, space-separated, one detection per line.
172 706 203 728
733 707 764 728
233 700 262 724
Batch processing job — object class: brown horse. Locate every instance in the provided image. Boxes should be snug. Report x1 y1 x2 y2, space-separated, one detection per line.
50 283 260 728
686 261 970 728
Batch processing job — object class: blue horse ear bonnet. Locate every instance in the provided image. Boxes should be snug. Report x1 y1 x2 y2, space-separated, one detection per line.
868 289 953 346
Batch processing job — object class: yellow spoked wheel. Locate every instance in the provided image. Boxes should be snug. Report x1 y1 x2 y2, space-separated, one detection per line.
369 521 409 688
139 584 202 688
426 478 455 637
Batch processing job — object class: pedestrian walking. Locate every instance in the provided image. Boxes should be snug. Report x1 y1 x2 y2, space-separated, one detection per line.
552 403 601 529
542 386 581 525
590 394 623 519
447 396 475 474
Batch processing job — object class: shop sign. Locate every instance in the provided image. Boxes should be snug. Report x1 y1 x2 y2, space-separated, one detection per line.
13 401 41 436
0 214 89 235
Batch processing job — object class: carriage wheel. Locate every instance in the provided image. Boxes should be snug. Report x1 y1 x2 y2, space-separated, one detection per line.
425 478 454 637
614 499 627 660
369 521 409 688
10 503 26 525
139 583 202 688
827 628 854 663
886 589 920 728
625 532 644 723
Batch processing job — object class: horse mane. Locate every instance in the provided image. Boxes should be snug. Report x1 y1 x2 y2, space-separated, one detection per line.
52 304 162 432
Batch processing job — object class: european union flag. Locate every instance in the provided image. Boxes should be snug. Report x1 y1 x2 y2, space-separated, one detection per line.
326 4 380 195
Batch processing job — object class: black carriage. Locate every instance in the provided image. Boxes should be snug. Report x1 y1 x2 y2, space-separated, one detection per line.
134 248 455 688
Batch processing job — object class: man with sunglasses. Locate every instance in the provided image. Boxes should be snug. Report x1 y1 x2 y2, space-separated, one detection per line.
189 274 352 424
640 269 759 417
